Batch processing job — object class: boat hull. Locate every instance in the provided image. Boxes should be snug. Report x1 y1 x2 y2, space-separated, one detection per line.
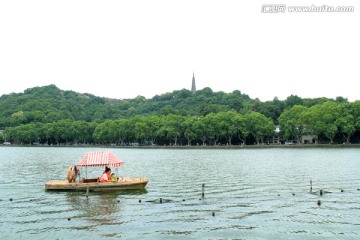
45 177 148 192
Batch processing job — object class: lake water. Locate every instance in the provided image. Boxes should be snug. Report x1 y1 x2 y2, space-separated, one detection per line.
0 146 359 239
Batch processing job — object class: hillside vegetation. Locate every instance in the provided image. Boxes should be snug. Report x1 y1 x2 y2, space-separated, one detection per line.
1 84 358 145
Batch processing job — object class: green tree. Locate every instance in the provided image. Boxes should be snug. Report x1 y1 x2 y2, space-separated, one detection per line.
157 114 184 145
285 95 304 109
244 112 274 144
233 114 249 145
70 121 95 144
93 120 113 144
216 111 238 145
305 102 340 143
183 117 198 146
335 103 356 143
278 105 308 143
135 116 161 145
193 116 208 145
349 101 360 132
51 120 73 144
203 113 222 145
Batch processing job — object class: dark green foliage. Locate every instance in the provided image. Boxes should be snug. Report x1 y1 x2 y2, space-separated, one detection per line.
0 85 257 128
0 84 358 145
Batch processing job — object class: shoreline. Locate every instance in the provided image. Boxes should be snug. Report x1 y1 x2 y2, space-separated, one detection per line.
1 143 360 149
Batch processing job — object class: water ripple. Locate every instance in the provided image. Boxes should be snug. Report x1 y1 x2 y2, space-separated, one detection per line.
1 147 360 239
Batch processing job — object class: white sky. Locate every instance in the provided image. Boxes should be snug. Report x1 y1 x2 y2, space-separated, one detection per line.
0 0 359 101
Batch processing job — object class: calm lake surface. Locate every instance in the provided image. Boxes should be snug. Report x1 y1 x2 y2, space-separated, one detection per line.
0 146 359 239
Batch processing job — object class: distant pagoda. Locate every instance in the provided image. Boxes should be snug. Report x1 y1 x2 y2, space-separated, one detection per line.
191 72 196 93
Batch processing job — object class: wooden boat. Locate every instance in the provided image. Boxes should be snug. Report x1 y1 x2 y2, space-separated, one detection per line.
45 150 148 192
45 177 148 192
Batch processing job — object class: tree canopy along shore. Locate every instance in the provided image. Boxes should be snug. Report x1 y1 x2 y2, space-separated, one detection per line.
1 143 359 149
1 85 359 146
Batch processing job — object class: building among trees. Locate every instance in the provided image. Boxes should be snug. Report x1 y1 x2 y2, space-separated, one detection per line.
191 72 196 93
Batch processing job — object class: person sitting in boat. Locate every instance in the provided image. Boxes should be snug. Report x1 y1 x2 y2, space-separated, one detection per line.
110 173 118 181
99 166 113 182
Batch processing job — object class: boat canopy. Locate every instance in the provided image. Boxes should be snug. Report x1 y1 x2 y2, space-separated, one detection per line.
75 150 124 168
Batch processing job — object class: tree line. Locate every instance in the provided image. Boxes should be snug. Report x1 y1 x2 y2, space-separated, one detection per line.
2 112 274 146
2 100 360 145
279 101 360 144
0 84 348 129
1 85 360 145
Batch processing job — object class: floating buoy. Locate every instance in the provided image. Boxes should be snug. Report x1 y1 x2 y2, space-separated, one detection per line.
9 198 13 201
68 218 71 221
139 199 141 203
341 189 344 192
292 193 295 196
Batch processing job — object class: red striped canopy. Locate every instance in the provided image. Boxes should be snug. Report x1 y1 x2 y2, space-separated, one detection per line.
75 150 124 168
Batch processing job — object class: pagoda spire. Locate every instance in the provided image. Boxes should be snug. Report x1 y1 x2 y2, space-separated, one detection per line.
191 72 196 93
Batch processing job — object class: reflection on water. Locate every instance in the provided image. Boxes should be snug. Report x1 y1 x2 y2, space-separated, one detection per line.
66 192 120 218
0 147 360 239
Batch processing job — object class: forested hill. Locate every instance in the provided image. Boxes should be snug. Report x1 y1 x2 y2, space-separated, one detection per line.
0 84 346 129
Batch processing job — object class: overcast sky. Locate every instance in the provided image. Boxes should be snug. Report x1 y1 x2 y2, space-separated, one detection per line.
1 0 359 101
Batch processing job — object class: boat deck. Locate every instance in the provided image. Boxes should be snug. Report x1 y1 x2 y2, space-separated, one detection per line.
45 177 148 192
